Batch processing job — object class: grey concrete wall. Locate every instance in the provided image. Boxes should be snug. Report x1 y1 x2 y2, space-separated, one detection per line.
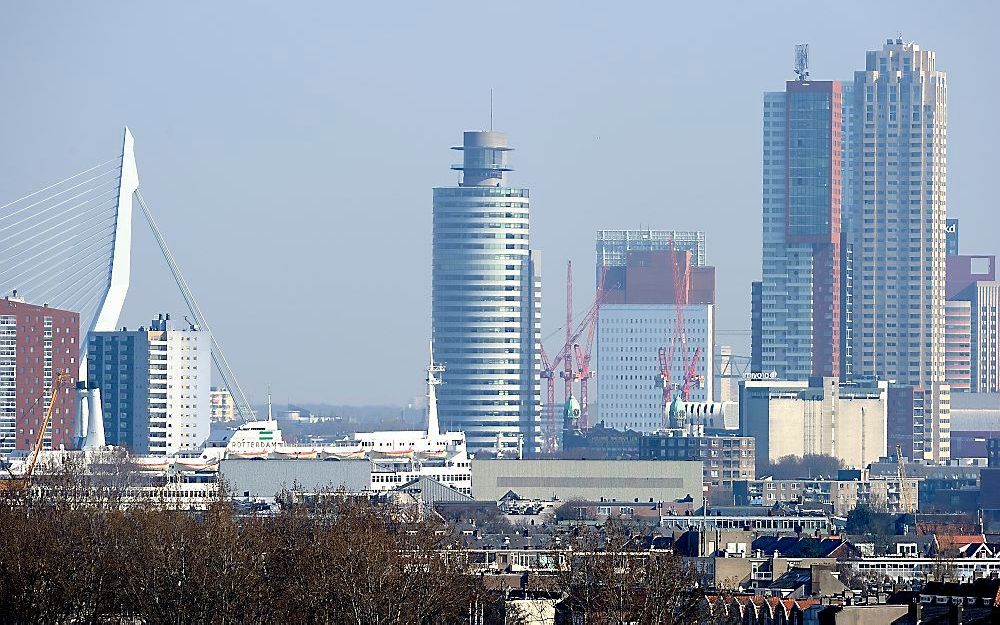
471 459 703 509
220 459 371 499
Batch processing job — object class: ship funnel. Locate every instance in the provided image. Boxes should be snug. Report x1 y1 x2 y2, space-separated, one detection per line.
83 384 106 450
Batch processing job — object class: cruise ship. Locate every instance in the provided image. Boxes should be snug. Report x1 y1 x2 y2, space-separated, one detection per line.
10 347 472 503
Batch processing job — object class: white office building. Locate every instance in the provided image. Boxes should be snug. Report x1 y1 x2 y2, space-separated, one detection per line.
431 131 542 453
597 303 714 433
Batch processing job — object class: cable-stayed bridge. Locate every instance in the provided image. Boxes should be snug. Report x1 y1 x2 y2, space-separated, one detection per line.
0 128 254 422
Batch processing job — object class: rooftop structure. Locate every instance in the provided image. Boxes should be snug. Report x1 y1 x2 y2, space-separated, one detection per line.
596 229 705 270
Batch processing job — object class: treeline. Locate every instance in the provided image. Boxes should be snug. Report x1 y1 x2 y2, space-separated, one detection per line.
0 496 490 624
0 481 705 624
762 453 846 480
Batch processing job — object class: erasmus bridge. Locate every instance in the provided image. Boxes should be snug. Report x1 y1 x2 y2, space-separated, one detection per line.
0 128 255 421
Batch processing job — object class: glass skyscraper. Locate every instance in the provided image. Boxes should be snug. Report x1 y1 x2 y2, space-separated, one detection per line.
431 131 542 454
759 39 951 461
760 80 843 379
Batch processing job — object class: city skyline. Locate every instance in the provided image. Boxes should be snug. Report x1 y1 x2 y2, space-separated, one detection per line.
1 3 997 404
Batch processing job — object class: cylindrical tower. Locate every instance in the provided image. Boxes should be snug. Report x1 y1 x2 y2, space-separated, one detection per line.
432 131 541 454
83 382 106 450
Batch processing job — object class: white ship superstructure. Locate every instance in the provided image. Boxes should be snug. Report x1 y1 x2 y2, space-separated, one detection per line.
6 350 472 502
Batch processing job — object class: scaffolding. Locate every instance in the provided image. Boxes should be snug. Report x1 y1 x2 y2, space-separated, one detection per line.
595 229 706 270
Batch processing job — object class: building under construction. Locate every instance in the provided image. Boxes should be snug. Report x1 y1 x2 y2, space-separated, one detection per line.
594 230 716 433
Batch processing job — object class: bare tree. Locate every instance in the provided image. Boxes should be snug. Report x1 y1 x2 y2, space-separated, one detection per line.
559 517 706 624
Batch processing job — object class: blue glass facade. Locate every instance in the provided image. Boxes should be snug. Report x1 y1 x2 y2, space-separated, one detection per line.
786 82 841 243
87 331 150 454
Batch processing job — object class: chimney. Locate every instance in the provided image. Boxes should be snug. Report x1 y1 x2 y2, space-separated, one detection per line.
82 383 106 450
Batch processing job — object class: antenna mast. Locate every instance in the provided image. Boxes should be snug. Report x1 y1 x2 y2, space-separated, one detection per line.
794 44 810 81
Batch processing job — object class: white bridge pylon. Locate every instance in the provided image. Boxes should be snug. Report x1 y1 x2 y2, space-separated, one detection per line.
0 127 255 422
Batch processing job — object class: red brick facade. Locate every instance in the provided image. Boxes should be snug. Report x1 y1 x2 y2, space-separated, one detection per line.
0 297 79 451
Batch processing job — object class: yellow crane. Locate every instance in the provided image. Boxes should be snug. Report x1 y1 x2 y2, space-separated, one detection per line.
23 371 74 482
895 443 914 513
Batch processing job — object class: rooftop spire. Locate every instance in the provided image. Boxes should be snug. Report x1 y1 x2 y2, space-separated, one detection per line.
426 341 444 437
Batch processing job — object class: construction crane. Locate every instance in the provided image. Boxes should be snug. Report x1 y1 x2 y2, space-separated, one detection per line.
559 261 576 409
569 267 607 430
540 262 607 450
540 345 568 454
658 243 697 428
681 346 703 401
895 444 914 514
24 370 74 482
657 346 671 428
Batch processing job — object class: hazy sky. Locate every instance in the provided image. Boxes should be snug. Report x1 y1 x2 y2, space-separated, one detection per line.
1 2 997 405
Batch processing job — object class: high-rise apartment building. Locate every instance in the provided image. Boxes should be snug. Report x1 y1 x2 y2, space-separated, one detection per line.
750 281 763 373
86 329 150 452
210 387 237 423
963 282 1000 392
431 131 542 454
849 39 950 462
88 313 210 456
760 79 843 380
596 233 715 433
761 78 843 379
0 294 79 455
944 300 971 393
946 255 995 392
850 39 948 387
758 39 951 461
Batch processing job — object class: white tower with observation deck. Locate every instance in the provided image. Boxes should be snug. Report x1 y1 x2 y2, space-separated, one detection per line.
431 130 542 454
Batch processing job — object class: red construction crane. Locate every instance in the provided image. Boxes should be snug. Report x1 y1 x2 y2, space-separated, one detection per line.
540 261 608 450
540 344 568 454
658 243 695 428
559 260 576 407
657 345 672 429
681 346 703 401
570 267 607 430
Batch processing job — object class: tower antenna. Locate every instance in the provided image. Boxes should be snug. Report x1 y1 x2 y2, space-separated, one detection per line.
794 44 810 81
490 88 494 131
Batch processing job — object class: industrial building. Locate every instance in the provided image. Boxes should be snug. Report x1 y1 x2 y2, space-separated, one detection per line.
0 294 79 455
88 314 211 456
739 377 888 470
562 412 754 492
431 130 542 454
471 459 703 509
